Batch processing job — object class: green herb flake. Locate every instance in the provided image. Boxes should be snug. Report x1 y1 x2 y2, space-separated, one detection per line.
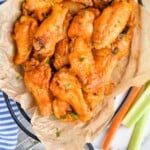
16 75 22 80
65 83 72 90
45 59 52 66
56 128 61 137
79 57 85 62
16 76 20 80
69 112 78 120
60 115 66 120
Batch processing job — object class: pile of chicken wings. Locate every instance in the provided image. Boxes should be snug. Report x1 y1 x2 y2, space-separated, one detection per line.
13 0 134 122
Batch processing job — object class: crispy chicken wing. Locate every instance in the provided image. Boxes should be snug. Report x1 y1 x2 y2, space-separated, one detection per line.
92 1 132 49
94 48 118 95
13 16 38 65
50 68 92 122
53 38 69 70
24 60 52 116
23 0 53 21
112 28 133 60
69 38 104 109
69 38 100 92
68 9 99 39
33 4 68 59
53 99 76 122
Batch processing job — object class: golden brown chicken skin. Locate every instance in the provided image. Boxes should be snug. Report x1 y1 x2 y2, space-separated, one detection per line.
111 28 133 60
69 38 94 85
68 9 99 39
70 0 93 6
94 48 118 95
62 13 73 38
92 1 132 49
69 38 104 109
50 68 92 122
23 0 53 21
69 38 101 92
33 4 68 59
13 16 38 65
24 60 52 116
53 38 69 70
53 99 76 122
62 1 85 15
13 0 135 123
84 90 104 110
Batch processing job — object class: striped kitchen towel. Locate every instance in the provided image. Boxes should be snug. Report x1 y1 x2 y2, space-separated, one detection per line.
0 0 6 4
0 91 19 150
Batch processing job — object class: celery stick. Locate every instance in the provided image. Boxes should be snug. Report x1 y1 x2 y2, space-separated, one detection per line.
122 81 150 127
128 111 149 150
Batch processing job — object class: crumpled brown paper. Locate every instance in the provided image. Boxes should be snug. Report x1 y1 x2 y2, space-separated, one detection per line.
0 0 150 150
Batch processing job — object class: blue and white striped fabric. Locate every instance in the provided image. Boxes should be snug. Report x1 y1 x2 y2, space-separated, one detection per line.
0 91 19 150
0 0 6 5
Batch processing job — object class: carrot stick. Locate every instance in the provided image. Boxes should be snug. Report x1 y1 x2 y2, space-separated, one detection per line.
102 86 144 150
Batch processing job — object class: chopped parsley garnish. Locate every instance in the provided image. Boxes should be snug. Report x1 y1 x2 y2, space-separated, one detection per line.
65 83 72 90
60 115 66 120
79 57 85 62
45 60 50 65
69 112 78 120
45 59 53 66
16 76 20 80
56 128 61 137
16 75 22 80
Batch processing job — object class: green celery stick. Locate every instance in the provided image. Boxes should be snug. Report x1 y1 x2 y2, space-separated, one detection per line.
128 110 149 150
122 81 150 127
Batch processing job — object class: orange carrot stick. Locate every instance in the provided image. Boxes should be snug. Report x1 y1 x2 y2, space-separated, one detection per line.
102 86 144 150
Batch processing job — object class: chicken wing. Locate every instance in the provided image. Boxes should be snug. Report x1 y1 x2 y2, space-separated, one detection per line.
13 16 38 65
94 48 118 95
23 0 53 21
69 38 100 92
24 61 52 116
68 9 99 39
33 4 68 59
53 99 76 122
69 38 104 109
53 38 69 70
111 28 133 60
92 1 132 49
50 68 92 122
